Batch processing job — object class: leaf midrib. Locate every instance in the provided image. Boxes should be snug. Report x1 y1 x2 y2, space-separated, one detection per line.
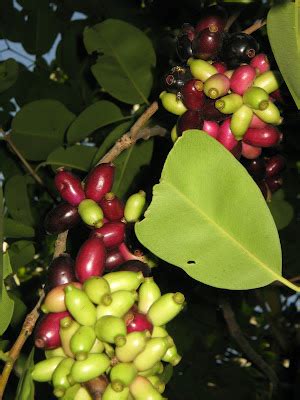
163 180 282 282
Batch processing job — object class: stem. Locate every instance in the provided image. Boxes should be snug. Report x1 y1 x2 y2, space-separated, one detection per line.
275 275 300 292
224 11 241 32
242 19 266 35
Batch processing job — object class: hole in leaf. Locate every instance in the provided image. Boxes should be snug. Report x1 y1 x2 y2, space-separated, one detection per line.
187 260 196 264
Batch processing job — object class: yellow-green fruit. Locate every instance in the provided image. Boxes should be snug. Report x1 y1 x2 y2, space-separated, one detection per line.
253 70 282 94
133 337 172 371
83 277 110 304
110 362 137 386
104 342 115 358
171 124 178 143
70 326 96 360
243 87 269 110
104 271 144 293
129 376 163 400
61 384 81 400
187 58 217 82
96 290 138 319
159 91 187 115
65 285 97 326
59 317 80 358
124 191 146 223
103 382 130 400
78 199 104 228
70 353 110 383
162 345 182 366
139 361 164 377
253 102 282 125
215 93 243 114
45 347 66 359
95 315 127 345
116 331 151 363
147 292 185 326
138 277 161 314
151 326 168 338
148 376 166 394
230 105 253 139
52 358 74 397
89 338 105 354
31 357 64 382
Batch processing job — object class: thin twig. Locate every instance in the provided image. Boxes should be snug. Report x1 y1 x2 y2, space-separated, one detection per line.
243 19 267 35
220 295 279 394
224 11 241 32
53 231 68 258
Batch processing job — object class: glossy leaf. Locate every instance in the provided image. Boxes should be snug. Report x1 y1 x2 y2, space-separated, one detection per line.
113 139 154 198
0 59 19 93
84 19 156 104
268 190 294 231
11 100 75 161
16 347 35 400
3 218 35 238
0 253 15 335
8 241 35 273
136 130 282 290
0 146 23 179
67 100 125 144
267 3 300 109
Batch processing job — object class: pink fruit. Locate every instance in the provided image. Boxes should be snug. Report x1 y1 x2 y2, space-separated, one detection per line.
230 65 256 95
85 163 115 202
212 61 227 74
250 53 270 74
203 120 219 138
241 142 262 159
54 170 85 206
249 114 267 129
218 118 238 151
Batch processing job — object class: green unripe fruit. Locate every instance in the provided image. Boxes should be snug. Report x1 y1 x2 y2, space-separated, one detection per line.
148 292 185 326
70 353 110 383
148 376 165 394
187 58 218 82
89 338 105 354
83 277 111 304
65 285 97 326
103 382 130 400
159 91 187 115
151 326 168 338
61 383 81 400
243 87 269 110
139 361 164 377
129 376 163 400
74 387 93 400
133 337 172 371
95 316 127 345
171 124 178 143
138 277 161 314
253 71 282 94
215 93 243 114
52 358 74 397
104 271 144 293
115 331 151 363
124 191 146 223
45 347 66 359
60 317 80 358
230 105 253 139
70 326 96 361
253 102 282 125
110 363 137 386
162 345 182 366
78 199 104 228
97 290 138 319
31 357 64 382
104 342 115 358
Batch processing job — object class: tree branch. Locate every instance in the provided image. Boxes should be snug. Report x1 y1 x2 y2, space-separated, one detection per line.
220 295 279 394
242 19 266 35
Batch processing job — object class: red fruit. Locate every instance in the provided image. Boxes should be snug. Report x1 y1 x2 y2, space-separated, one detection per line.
203 120 219 138
241 142 262 159
212 61 227 74
104 247 125 271
192 27 223 60
230 65 256 95
218 118 238 151
265 176 283 193
46 254 76 291
250 53 270 74
181 79 205 111
265 155 286 178
249 114 267 129
195 5 227 33
124 310 153 334
44 203 80 235
231 142 242 160
34 311 70 350
91 222 125 249
75 237 106 282
54 170 85 206
177 110 203 136
201 99 227 122
85 163 115 202
243 126 281 148
99 193 124 221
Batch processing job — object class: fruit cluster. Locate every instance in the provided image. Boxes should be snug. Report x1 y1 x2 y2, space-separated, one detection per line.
33 270 185 399
161 5 286 199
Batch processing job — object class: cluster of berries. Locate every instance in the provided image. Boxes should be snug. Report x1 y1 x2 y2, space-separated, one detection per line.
161 5 286 199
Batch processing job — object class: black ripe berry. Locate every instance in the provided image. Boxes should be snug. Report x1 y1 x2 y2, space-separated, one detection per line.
176 34 193 61
195 5 228 33
163 66 192 94
221 33 259 68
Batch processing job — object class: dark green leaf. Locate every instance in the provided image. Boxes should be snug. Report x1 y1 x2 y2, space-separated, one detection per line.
84 19 156 104
0 185 3 299
10 294 28 328
267 3 300 109
3 218 35 238
136 131 283 290
0 59 19 93
268 189 294 230
92 121 133 165
159 364 173 384
0 253 14 335
8 241 35 273
113 139 154 198
11 100 75 161
0 145 23 179
4 175 34 226
16 347 35 400
67 101 125 144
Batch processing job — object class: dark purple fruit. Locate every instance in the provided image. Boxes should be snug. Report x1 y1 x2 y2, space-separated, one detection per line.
114 260 152 277
99 193 124 221
177 110 203 136
44 203 80 235
181 79 205 110
176 34 193 61
164 66 193 94
257 180 270 200
75 237 106 282
91 222 126 249
195 5 228 33
192 27 223 60
181 23 195 41
54 170 85 206
34 311 70 350
85 163 115 203
243 158 266 181
221 32 259 68
105 248 125 271
243 126 281 148
265 176 283 193
46 254 76 291
201 99 227 122
265 155 286 178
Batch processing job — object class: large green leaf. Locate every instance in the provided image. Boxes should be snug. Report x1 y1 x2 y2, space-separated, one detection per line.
3 218 35 238
11 100 75 161
267 2 300 109
16 347 35 400
268 189 294 231
67 100 125 144
0 185 3 299
113 139 154 198
4 175 34 226
0 145 23 179
84 19 156 104
0 253 15 335
0 59 19 93
135 131 283 290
